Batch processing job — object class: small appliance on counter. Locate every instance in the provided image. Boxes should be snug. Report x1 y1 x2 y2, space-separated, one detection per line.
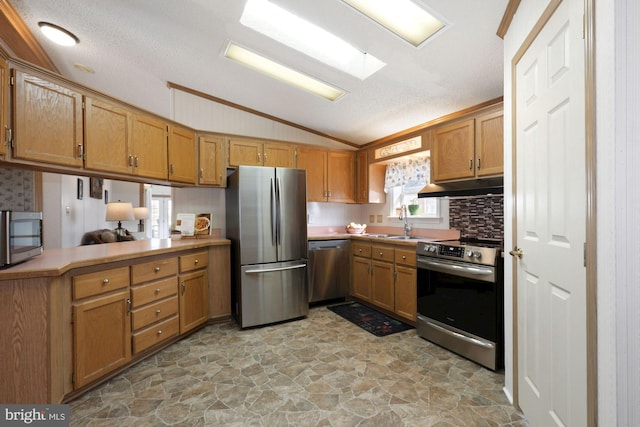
1 211 43 268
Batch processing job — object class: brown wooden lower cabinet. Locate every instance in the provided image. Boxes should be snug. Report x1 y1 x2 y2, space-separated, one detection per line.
0 242 231 404
350 240 417 323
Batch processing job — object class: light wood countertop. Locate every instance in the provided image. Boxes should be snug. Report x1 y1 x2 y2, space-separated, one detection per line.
0 238 230 280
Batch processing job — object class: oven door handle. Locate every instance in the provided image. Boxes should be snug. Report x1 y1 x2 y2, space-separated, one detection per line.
417 259 494 276
422 317 495 350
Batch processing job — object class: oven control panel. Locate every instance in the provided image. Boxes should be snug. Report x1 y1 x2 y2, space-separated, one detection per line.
438 245 465 258
417 242 500 267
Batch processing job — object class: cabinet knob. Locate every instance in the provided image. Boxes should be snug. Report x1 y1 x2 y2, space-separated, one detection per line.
358 248 362 253
154 267 160 272
157 330 162 335
402 255 406 260
155 288 161 294
156 309 161 315
102 278 109 284
194 259 199 264
379 252 383 256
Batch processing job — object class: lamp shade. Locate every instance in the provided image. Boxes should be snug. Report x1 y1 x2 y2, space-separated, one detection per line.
106 202 135 222
133 207 149 220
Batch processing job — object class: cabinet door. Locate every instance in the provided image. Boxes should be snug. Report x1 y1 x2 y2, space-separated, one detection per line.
13 70 83 167
395 265 417 322
475 111 504 177
209 245 231 319
133 114 168 180
0 57 8 157
296 146 327 202
356 150 368 203
432 119 475 182
84 97 132 174
327 151 355 203
264 142 294 167
73 289 131 389
199 135 225 186
228 137 262 166
179 270 209 333
352 256 372 302
168 125 196 184
371 260 394 312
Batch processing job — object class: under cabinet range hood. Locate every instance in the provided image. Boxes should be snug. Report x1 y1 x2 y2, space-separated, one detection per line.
418 177 503 198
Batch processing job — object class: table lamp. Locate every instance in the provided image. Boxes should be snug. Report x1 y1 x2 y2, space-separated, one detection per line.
106 201 135 238
134 207 149 232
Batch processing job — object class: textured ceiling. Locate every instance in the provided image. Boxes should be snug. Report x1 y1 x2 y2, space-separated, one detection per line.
8 0 507 146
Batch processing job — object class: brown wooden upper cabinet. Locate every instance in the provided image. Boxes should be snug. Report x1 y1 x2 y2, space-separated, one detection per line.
84 97 168 180
168 125 196 184
0 57 8 158
198 134 226 187
297 146 355 202
12 70 84 167
228 137 295 168
432 110 503 182
356 149 385 204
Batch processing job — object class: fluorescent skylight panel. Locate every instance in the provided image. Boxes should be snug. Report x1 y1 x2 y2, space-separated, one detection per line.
224 42 345 101
240 0 385 80
343 0 445 47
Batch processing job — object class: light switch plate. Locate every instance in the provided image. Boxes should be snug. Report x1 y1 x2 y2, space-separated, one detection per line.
369 214 375 223
377 214 383 223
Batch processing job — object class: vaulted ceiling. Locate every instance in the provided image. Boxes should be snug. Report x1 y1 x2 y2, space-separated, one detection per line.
5 0 508 146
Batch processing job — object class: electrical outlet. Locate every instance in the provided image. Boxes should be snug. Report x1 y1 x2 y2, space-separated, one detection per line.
369 214 375 223
377 214 383 223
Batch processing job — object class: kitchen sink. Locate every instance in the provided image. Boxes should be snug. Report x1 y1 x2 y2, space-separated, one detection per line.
386 235 419 240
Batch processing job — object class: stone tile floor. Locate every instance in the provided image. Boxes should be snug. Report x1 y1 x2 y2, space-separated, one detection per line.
70 306 529 426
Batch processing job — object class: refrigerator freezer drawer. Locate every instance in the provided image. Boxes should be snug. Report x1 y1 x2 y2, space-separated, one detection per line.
239 260 308 328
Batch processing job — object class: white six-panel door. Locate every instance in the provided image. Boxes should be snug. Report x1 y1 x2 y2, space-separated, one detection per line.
513 0 587 425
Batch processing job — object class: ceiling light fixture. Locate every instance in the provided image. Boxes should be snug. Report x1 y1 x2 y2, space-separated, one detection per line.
240 0 385 80
342 0 445 47
224 42 345 101
38 22 79 46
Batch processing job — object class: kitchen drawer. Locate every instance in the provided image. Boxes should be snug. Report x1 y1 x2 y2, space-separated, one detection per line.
395 248 416 266
131 257 178 285
132 315 179 354
131 295 178 330
130 276 178 308
73 266 130 300
372 245 394 261
179 251 209 273
352 242 371 258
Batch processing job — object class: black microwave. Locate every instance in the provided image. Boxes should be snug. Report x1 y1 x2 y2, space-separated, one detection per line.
1 211 43 268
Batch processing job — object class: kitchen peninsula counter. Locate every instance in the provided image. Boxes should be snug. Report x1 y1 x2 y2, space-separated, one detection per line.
0 237 231 404
0 237 229 280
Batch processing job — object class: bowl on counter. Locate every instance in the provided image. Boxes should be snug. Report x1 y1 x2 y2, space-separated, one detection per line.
346 225 367 234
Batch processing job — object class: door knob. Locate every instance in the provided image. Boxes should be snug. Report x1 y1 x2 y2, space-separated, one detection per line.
509 247 524 258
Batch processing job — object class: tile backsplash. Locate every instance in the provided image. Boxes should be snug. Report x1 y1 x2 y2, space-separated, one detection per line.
449 195 504 240
0 167 35 211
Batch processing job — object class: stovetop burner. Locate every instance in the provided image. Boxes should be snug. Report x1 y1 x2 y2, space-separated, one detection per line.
439 237 504 249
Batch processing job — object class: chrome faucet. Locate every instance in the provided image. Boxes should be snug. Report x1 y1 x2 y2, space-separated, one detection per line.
399 205 412 237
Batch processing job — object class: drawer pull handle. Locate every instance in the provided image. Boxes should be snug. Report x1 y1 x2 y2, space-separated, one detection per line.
194 259 199 264
155 288 161 294
155 267 161 272
157 330 162 335
102 279 109 284
156 309 161 314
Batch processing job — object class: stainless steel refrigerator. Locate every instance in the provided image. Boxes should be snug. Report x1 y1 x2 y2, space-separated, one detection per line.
226 166 308 328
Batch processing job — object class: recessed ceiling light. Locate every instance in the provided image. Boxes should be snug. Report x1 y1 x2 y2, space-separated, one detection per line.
240 0 385 80
224 42 345 101
342 0 446 47
38 22 79 46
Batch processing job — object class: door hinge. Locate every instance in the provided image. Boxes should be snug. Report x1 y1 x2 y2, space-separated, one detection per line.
70 311 74 324
9 75 14 86
71 373 75 386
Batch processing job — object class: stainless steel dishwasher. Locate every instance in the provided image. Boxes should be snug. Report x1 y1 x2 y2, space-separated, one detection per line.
308 240 349 303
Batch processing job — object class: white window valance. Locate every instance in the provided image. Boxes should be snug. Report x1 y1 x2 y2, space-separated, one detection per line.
384 154 430 193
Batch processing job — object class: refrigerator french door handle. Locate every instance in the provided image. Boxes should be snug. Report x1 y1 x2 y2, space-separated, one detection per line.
276 177 282 246
245 264 307 274
270 178 277 246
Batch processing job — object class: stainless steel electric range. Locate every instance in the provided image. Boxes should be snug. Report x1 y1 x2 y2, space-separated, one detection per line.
416 238 504 371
